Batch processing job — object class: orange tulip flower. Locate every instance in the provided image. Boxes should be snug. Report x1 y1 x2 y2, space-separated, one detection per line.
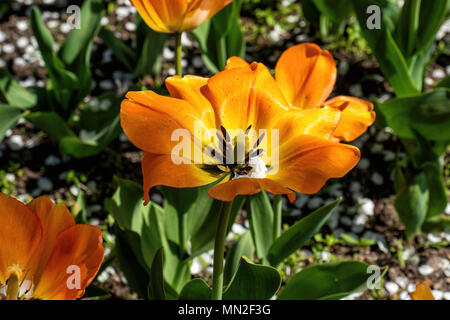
0 193 104 300
411 280 435 300
121 45 370 203
130 0 233 33
227 43 376 142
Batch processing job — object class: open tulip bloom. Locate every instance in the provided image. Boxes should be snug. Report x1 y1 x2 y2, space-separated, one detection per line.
0 193 104 300
130 0 233 33
120 43 376 204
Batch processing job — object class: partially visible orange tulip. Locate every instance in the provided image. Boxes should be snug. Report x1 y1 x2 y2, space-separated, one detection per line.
411 280 435 300
227 43 376 142
121 48 365 203
0 193 104 300
130 0 233 33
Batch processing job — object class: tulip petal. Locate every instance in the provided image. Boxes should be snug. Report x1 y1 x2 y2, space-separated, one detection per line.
26 197 75 285
411 281 435 300
121 91 213 155
202 62 289 131
270 135 360 194
274 106 342 142
165 75 216 129
182 0 233 31
275 43 336 109
131 0 172 33
325 96 376 142
142 152 219 204
225 56 250 70
208 178 296 202
32 225 104 300
0 193 42 284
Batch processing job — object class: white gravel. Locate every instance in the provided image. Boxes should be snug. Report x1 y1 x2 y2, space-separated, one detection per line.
418 264 434 276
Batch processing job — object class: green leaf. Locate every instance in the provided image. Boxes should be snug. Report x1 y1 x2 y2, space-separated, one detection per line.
191 0 245 72
377 88 450 141
179 279 211 300
267 199 341 266
26 111 75 139
99 27 136 70
141 199 167 269
83 285 112 300
30 7 55 59
58 0 104 66
148 247 166 300
352 0 419 96
247 191 274 263
224 232 255 285
115 228 150 299
134 29 168 77
31 7 78 113
59 115 121 158
395 0 420 59
105 177 146 234
422 162 447 220
0 68 37 109
415 0 449 54
312 0 353 23
394 172 429 239
435 75 450 89
190 196 245 257
278 261 369 300
0 104 23 141
223 257 281 300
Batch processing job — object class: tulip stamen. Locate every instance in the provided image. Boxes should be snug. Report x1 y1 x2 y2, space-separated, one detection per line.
204 125 268 180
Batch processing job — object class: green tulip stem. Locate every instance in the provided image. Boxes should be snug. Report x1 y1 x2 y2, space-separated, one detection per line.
273 194 282 240
211 200 233 300
175 32 183 76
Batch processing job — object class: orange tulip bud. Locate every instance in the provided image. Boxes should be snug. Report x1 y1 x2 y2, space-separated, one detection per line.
131 0 233 33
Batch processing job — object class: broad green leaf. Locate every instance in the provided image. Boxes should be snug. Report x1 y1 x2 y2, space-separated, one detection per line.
408 43 434 91
161 186 199 255
179 279 211 300
435 75 450 89
395 0 420 59
190 196 245 257
248 191 274 263
0 69 37 109
352 0 419 96
394 172 429 239
134 29 168 77
30 7 78 111
30 7 55 60
223 257 281 300
99 27 136 70
105 177 146 234
0 104 23 141
59 115 121 158
148 248 166 300
58 0 104 66
141 200 167 268
377 89 450 141
224 232 255 285
312 0 353 23
278 261 369 300
115 228 149 299
415 0 449 54
83 285 112 300
422 162 447 220
267 199 341 266
26 111 75 139
191 0 245 72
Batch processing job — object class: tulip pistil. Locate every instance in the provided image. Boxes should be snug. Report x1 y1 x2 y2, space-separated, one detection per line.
6 273 20 300
203 125 268 180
